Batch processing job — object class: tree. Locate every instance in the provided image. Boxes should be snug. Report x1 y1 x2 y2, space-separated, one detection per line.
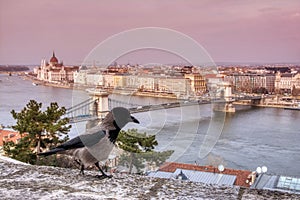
3 139 36 164
119 150 174 173
117 129 173 173
5 100 71 164
253 87 268 94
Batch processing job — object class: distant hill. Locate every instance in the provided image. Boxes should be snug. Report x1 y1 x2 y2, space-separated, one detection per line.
0 65 30 72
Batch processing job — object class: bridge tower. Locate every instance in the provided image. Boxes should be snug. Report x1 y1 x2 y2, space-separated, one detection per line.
87 88 109 119
85 88 109 129
215 81 235 112
224 83 232 101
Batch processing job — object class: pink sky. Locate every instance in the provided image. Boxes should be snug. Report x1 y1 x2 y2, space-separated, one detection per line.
0 0 300 65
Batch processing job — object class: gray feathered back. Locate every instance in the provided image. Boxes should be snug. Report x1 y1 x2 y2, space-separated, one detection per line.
98 111 116 130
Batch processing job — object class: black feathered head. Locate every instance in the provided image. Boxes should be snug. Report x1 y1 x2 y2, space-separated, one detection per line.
111 107 139 129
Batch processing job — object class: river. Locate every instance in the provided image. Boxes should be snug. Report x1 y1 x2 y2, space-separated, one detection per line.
1 74 300 177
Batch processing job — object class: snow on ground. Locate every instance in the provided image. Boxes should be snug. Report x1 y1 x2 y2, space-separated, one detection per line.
0 155 30 165
0 157 299 199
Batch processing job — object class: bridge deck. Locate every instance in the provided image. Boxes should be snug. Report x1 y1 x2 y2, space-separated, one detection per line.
65 95 262 123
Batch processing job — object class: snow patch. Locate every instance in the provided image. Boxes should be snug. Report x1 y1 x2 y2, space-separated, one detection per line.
0 155 30 165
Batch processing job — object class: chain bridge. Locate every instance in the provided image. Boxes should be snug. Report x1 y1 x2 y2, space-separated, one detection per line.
64 92 262 123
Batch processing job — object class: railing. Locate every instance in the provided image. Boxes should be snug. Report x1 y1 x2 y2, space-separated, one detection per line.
108 97 142 109
64 98 97 123
64 94 263 123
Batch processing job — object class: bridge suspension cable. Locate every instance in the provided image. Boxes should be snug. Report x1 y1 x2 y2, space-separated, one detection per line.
64 98 97 123
64 94 262 123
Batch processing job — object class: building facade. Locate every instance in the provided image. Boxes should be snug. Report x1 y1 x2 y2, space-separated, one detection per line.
72 65 210 98
225 73 275 94
184 73 207 95
157 77 192 97
275 72 300 94
35 52 79 83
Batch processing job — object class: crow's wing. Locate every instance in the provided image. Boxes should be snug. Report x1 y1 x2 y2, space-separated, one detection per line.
39 129 107 156
56 136 84 150
56 129 106 150
80 130 106 147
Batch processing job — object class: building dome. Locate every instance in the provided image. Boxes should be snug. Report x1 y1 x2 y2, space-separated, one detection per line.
50 51 58 63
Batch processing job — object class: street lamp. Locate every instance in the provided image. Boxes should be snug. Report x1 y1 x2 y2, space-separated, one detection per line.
218 164 225 173
256 166 268 174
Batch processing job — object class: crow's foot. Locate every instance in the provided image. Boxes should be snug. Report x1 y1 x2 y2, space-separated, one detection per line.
95 174 112 179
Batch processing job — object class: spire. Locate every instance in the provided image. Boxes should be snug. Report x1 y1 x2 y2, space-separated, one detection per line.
50 51 58 64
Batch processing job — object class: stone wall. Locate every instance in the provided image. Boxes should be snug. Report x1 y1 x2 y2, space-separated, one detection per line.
0 158 299 200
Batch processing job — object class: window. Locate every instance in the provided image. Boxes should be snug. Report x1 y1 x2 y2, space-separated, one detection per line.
277 176 300 191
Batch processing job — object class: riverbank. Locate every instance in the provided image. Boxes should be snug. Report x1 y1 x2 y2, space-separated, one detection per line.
233 101 300 110
20 74 300 108
133 91 177 99
23 74 181 99
0 65 29 74
22 74 74 89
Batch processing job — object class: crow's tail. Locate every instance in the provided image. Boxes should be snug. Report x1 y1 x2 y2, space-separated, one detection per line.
38 148 65 156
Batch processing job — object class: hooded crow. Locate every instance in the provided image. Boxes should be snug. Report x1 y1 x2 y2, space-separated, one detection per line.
39 107 139 178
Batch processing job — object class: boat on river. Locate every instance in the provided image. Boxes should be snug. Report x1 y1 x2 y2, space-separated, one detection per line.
284 107 300 111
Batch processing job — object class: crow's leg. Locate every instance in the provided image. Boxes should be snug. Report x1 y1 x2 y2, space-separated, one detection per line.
95 162 112 179
75 159 85 175
80 164 85 175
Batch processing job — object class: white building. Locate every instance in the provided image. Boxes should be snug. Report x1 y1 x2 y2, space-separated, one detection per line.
275 72 300 94
74 67 104 86
35 52 79 83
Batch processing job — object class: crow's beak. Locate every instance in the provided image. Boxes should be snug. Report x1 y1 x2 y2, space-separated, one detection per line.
130 116 140 124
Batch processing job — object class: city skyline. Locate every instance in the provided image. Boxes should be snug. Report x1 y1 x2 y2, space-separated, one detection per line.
0 0 300 65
